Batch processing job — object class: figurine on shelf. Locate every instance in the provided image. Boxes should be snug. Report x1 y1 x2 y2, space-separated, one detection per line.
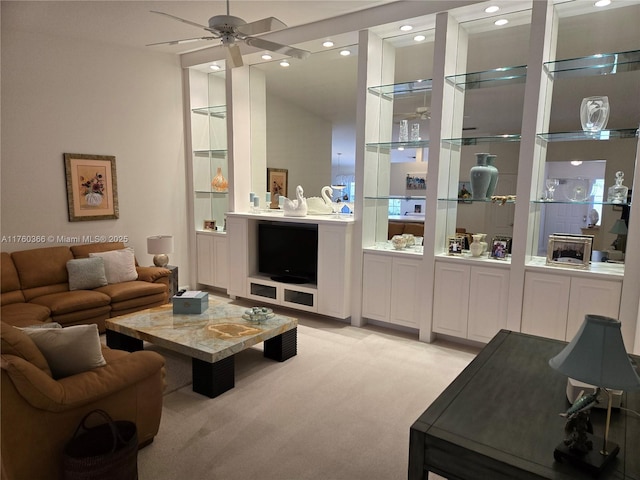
607 171 629 204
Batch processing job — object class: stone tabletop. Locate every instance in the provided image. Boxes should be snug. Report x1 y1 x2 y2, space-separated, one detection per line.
105 299 297 363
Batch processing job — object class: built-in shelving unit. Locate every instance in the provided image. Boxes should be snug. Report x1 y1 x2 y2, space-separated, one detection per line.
445 65 528 89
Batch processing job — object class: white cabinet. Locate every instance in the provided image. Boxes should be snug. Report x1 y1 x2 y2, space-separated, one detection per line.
521 271 622 341
196 232 228 290
433 260 509 343
362 253 421 328
317 223 353 319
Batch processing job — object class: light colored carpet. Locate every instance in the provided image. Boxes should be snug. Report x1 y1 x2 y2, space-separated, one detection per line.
137 293 478 480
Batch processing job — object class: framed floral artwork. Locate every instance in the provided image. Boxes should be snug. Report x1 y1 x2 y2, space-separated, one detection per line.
64 153 119 222
267 168 288 209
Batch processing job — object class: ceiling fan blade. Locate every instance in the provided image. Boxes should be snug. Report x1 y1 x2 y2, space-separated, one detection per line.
150 10 208 30
146 36 218 47
236 17 287 36
226 43 244 68
243 37 310 60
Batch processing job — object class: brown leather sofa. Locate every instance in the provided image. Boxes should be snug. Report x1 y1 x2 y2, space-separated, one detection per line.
0 322 166 480
388 220 425 239
1 242 170 331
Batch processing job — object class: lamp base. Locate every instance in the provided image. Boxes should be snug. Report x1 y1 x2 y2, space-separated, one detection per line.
153 254 169 268
554 435 619 476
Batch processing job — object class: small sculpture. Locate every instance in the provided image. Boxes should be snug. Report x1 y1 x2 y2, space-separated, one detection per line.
282 185 308 217
560 390 599 454
607 171 629 204
306 186 335 215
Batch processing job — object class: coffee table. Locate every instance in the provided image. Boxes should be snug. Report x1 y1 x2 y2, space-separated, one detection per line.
105 299 297 398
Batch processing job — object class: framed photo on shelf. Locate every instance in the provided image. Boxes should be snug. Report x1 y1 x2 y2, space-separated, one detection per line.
64 153 119 222
546 234 592 269
447 235 465 256
203 220 216 231
458 181 472 203
490 236 511 259
552 233 595 260
267 168 288 209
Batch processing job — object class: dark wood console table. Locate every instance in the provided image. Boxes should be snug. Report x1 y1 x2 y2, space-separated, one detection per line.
409 330 639 480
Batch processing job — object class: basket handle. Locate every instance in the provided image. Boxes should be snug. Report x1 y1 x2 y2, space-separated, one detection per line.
71 409 122 455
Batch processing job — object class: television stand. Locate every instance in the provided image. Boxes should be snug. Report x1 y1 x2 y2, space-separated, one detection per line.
271 275 309 285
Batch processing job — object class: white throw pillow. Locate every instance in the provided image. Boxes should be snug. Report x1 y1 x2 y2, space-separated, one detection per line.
89 247 138 284
66 257 108 290
21 324 107 379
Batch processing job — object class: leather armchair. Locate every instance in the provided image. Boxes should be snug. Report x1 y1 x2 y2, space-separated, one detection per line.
0 322 166 480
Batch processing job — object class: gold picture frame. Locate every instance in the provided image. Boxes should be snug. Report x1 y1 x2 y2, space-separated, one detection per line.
546 234 592 269
267 168 288 209
64 153 119 222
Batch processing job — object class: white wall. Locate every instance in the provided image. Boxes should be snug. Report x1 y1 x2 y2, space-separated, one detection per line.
1 24 190 283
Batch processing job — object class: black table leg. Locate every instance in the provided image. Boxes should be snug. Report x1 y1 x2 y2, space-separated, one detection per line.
106 330 143 352
264 328 297 362
192 356 235 398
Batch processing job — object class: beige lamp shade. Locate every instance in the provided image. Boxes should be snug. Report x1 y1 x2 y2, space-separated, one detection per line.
147 235 174 267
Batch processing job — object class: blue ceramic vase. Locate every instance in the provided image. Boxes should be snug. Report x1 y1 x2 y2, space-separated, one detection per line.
470 153 492 200
486 154 499 198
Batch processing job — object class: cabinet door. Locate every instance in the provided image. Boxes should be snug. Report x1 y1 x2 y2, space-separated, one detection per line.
433 262 470 338
566 277 622 340
521 272 570 341
467 267 510 343
362 254 392 322
212 235 229 289
196 233 214 286
390 258 421 328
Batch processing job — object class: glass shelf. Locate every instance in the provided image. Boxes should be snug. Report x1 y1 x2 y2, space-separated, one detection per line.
195 190 229 195
445 65 527 89
544 49 640 80
437 198 516 204
441 134 521 146
365 195 426 201
368 79 433 99
192 105 226 118
194 149 228 158
536 128 638 143
531 199 632 206
366 140 430 150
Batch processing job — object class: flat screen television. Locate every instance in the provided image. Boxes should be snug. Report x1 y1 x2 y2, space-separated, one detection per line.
258 222 318 284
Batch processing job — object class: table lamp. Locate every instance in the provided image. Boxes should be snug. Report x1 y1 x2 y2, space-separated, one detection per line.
609 219 628 253
147 235 174 267
549 315 640 474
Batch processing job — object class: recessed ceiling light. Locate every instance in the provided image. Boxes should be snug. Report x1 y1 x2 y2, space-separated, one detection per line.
594 0 611 6
494 18 509 26
340 49 351 56
322 40 334 47
485 5 500 13
209 64 221 71
280 60 290 67
400 25 413 31
261 53 272 60
414 35 426 42
571 160 583 166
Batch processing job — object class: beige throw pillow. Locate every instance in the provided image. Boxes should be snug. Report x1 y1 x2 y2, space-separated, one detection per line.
21 324 107 379
89 247 138 284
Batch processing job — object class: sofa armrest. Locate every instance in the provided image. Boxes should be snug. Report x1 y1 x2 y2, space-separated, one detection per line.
136 266 170 283
1 350 165 412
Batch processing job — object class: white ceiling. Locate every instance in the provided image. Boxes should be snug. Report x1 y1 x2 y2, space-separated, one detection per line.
1 0 397 55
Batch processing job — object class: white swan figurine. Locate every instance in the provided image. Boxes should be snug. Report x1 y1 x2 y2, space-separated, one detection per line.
306 186 335 215
282 185 308 217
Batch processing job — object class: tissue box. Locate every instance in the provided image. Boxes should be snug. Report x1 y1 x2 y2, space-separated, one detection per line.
172 291 209 314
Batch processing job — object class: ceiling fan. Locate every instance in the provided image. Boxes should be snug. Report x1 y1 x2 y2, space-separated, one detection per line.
147 0 311 68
